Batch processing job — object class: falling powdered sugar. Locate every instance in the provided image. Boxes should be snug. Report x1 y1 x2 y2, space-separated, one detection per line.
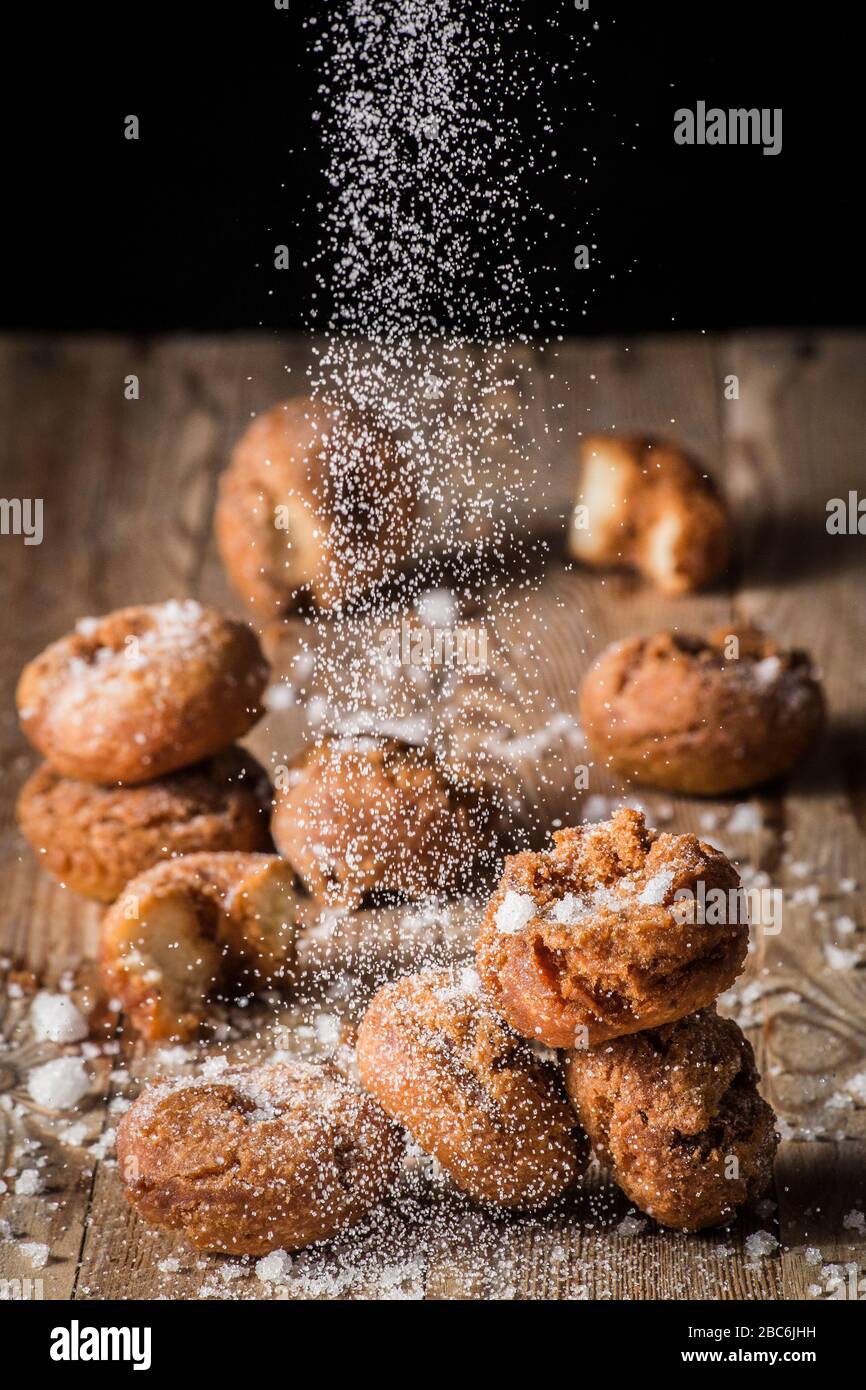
280 0 579 856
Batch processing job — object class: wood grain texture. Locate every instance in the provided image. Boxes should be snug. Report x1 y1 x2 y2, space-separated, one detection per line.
0 331 864 1301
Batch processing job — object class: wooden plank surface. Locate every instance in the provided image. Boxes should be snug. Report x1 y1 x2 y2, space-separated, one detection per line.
0 330 864 1301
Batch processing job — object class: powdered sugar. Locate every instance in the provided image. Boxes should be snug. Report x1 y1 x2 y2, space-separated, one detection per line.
495 890 536 935
824 943 862 972
726 803 763 835
13 1169 42 1196
17 1241 49 1270
30 991 88 1044
256 1249 293 1284
269 0 579 861
752 655 782 688
549 892 587 926
616 1214 647 1237
638 870 674 906
745 1230 779 1258
27 1057 89 1110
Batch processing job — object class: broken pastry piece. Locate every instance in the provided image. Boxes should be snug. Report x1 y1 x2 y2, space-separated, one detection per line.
569 434 729 594
271 734 501 908
579 627 825 795
476 809 747 1049
563 1007 778 1230
118 1060 402 1254
215 396 415 615
357 966 587 1208
100 853 302 1041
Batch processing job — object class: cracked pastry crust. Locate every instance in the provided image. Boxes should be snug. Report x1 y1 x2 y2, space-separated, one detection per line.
271 735 500 908
579 627 825 795
356 966 587 1208
215 396 415 615
117 1060 402 1254
476 809 747 1049
100 852 302 1041
563 1008 778 1230
568 434 730 594
16 601 269 785
17 748 272 902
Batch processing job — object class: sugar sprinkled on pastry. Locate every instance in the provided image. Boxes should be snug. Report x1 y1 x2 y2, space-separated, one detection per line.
563 1008 778 1231
16 602 269 785
357 966 587 1208
580 627 824 795
118 1060 402 1254
272 734 502 908
477 808 748 1048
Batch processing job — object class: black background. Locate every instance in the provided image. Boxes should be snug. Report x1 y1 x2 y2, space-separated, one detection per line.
0 1 858 335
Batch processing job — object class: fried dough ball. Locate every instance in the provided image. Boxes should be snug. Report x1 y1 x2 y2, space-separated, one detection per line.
16 601 269 785
476 809 747 1049
356 967 587 1208
271 735 500 908
100 853 302 1041
117 1060 402 1254
579 627 825 795
568 434 729 593
563 1008 778 1230
17 748 272 903
215 396 415 614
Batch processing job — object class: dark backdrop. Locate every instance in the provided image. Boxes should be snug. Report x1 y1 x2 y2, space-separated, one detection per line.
0 1 858 335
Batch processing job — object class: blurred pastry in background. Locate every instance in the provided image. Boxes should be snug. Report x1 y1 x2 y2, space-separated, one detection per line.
215 396 416 614
579 627 825 795
569 434 729 593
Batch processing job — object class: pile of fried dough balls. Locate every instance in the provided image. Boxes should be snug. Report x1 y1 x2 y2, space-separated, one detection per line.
14 410 824 1258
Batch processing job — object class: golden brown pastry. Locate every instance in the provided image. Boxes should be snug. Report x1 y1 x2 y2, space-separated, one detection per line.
476 809 747 1049
100 853 302 1041
117 1060 402 1254
563 1008 778 1230
17 748 272 903
271 735 499 908
356 967 586 1208
569 434 729 593
215 397 415 614
580 627 824 795
16 601 269 785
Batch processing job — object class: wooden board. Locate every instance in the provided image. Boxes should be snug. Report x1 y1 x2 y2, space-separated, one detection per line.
1 330 864 1301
